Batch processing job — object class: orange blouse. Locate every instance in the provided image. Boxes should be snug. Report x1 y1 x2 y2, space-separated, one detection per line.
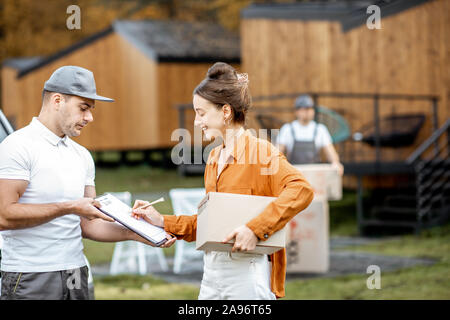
164 129 314 298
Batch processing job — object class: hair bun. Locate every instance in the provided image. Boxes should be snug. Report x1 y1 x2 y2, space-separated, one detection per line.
206 62 237 81
194 62 251 125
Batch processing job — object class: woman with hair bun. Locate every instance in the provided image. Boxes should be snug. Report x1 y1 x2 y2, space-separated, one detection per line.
132 62 314 299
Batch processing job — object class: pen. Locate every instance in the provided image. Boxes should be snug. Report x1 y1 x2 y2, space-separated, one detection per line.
132 197 165 211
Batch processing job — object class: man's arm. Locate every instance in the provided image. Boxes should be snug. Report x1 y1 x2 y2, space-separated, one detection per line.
322 144 344 175
0 179 113 231
80 186 157 246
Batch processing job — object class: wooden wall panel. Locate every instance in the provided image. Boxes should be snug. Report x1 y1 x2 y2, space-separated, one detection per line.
102 33 158 151
157 63 210 148
1 67 22 128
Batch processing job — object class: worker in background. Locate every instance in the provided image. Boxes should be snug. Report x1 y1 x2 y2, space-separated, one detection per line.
277 94 344 175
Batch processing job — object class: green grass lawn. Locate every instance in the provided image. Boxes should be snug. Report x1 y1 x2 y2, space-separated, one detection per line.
94 165 204 195
285 224 450 299
93 274 199 300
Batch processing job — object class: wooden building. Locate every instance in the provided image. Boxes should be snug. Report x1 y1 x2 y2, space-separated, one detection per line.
241 0 449 166
1 20 240 151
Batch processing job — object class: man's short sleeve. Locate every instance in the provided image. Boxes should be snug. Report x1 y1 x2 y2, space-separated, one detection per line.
0 136 31 181
83 149 95 187
316 124 333 149
277 123 294 154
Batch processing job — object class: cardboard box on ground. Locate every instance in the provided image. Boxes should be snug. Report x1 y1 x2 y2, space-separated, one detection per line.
286 163 341 273
286 195 329 273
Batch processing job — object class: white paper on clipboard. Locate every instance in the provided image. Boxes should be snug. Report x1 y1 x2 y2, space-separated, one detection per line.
95 193 167 246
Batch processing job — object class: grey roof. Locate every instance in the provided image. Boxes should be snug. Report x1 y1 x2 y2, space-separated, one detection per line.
113 20 240 62
3 57 44 72
241 1 371 21
3 19 240 78
241 0 430 32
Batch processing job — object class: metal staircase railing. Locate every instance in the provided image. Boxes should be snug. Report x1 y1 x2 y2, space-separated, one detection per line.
407 118 450 231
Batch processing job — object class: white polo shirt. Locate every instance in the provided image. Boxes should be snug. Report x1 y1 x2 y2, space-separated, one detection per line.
0 117 95 272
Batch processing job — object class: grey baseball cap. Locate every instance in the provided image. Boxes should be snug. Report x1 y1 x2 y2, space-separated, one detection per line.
44 66 114 102
294 94 314 109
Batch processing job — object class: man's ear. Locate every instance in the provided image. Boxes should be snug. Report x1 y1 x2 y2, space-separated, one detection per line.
51 93 63 111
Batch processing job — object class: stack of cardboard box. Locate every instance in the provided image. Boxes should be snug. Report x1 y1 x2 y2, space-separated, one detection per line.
286 164 342 273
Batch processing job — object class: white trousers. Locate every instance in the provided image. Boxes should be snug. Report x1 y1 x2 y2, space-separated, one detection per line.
198 251 276 300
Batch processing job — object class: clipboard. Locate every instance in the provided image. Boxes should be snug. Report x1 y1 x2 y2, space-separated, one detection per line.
95 193 168 247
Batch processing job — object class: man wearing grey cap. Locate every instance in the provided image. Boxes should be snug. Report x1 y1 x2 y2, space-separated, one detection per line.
0 66 166 300
277 94 343 175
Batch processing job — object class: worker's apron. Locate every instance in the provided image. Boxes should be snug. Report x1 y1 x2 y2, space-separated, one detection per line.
287 122 319 164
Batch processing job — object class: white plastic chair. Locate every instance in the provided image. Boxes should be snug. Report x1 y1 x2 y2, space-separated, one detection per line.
169 188 206 274
108 192 168 275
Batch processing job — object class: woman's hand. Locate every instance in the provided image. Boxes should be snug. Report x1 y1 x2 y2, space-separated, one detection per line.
223 225 258 252
131 200 176 248
131 199 164 227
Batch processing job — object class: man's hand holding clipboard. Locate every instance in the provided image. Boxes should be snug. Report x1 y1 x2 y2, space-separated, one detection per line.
95 194 176 248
